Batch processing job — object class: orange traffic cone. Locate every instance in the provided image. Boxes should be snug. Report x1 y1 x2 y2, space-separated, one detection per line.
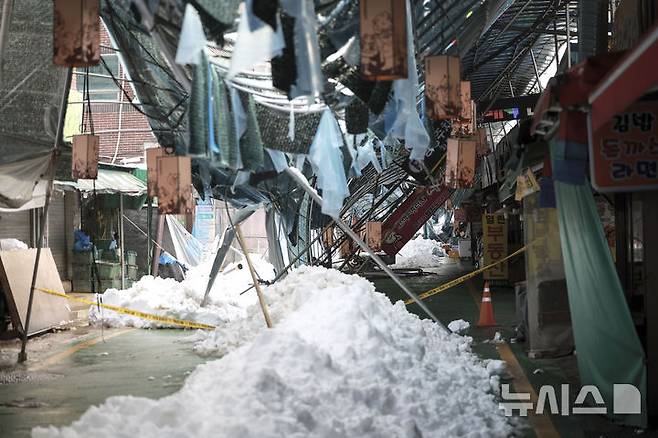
477 281 497 327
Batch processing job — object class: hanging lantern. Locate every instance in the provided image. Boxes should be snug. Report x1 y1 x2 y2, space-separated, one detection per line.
146 147 165 197
475 128 490 157
53 0 100 67
71 134 99 180
156 156 194 214
425 55 461 120
366 221 382 252
445 138 476 188
360 0 408 80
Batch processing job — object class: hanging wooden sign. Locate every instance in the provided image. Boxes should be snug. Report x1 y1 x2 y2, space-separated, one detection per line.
53 0 101 67
360 0 408 80
365 221 382 252
475 128 490 157
156 156 194 214
146 147 165 197
71 134 99 180
425 55 461 120
445 138 477 188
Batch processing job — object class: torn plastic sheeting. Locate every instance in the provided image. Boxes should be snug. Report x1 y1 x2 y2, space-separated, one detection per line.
308 109 349 218
355 138 382 174
266 148 288 173
227 3 285 79
165 215 204 268
390 0 430 162
175 4 207 65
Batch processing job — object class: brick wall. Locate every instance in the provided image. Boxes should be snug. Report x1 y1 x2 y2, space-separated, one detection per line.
70 24 157 164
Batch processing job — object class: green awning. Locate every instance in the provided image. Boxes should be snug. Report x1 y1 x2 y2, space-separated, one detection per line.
55 169 147 197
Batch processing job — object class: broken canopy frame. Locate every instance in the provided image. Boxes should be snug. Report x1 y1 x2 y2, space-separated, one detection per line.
285 167 447 332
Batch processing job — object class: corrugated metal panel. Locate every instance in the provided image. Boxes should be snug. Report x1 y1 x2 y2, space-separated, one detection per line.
47 192 68 279
0 210 31 244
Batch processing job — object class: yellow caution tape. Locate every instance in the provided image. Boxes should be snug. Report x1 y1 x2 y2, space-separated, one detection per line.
37 287 216 330
404 245 528 305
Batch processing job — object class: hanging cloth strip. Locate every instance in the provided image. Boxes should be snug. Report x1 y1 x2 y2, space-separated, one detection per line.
175 4 207 65
307 109 349 218
227 0 285 79
389 0 430 162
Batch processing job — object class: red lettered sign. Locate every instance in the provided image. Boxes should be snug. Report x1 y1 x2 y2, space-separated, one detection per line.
381 185 453 256
590 102 658 192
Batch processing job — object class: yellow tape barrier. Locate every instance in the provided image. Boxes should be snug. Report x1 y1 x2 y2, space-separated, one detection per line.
404 245 528 305
37 287 216 330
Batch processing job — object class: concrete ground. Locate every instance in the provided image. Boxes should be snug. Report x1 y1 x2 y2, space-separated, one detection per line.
0 257 650 437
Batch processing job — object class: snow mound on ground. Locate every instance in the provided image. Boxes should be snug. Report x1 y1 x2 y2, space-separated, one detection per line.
89 255 275 329
448 318 471 334
36 266 513 438
390 237 446 269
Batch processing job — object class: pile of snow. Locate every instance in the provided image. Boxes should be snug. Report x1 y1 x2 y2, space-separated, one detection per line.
39 267 514 437
89 254 275 329
390 237 446 269
0 238 28 251
448 318 470 334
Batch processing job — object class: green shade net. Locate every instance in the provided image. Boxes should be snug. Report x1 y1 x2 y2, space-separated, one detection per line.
551 141 647 428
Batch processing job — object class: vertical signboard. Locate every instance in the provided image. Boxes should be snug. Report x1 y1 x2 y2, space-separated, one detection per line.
425 55 461 120
381 185 453 256
193 202 216 246
590 102 658 192
483 213 508 280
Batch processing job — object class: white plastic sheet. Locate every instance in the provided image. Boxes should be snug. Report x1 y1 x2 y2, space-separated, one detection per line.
165 215 204 267
308 109 349 217
175 4 207 65
390 0 430 162
227 2 285 79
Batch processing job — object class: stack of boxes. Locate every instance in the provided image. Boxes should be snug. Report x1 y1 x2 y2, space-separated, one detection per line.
71 248 140 292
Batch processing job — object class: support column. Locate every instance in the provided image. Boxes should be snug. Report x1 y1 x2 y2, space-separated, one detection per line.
642 191 658 425
119 193 125 290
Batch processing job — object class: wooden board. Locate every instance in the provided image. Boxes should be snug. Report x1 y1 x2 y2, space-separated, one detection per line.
0 249 70 335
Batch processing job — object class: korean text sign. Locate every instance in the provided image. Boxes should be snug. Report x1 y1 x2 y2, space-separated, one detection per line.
483 213 508 280
590 102 658 191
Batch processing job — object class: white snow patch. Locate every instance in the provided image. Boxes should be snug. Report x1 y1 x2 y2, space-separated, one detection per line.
89 253 275 329
447 319 470 334
390 237 446 269
35 266 514 438
0 238 28 251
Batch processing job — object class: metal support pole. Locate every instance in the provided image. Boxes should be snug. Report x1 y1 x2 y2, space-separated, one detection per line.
553 20 560 71
152 214 165 276
0 0 14 85
565 0 571 68
147 197 152 275
530 48 543 92
119 193 125 290
18 67 72 363
284 168 447 332
508 78 515 97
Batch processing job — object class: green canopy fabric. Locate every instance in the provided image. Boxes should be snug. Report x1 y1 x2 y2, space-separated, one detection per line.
551 141 647 428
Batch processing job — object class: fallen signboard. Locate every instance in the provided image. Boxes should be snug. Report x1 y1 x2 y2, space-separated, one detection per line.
381 185 453 256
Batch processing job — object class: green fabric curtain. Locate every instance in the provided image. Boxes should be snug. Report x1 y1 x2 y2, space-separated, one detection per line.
551 141 647 428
